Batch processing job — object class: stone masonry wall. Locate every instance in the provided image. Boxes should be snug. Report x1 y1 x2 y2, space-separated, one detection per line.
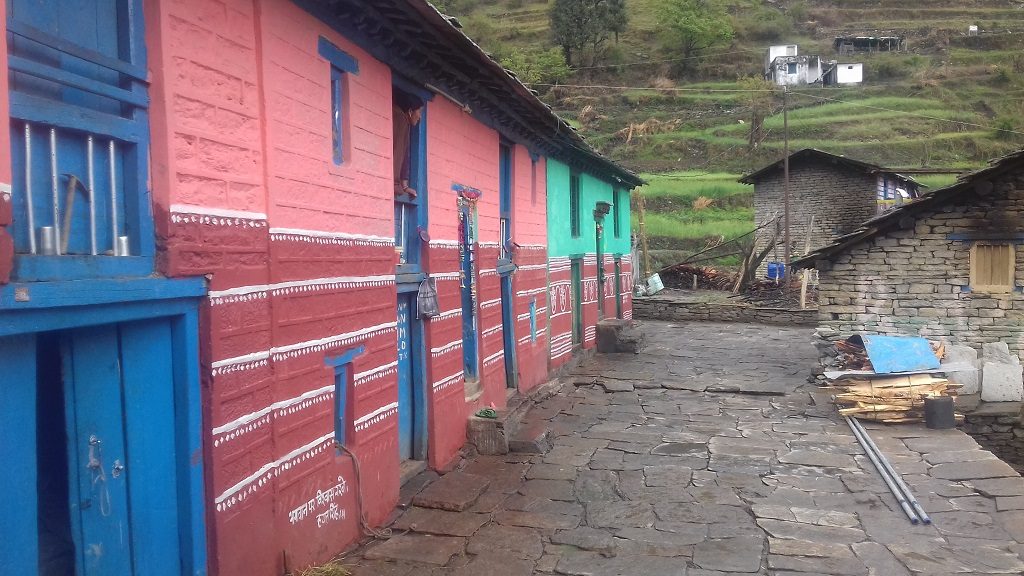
962 412 1024 472
816 172 1024 357
754 159 877 275
633 295 818 326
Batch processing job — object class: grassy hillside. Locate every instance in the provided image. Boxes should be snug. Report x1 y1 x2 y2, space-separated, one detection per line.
443 0 1024 260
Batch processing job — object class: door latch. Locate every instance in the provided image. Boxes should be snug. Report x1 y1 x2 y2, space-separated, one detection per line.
111 459 124 479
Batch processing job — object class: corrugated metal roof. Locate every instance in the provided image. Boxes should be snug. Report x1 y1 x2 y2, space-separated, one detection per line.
738 148 922 185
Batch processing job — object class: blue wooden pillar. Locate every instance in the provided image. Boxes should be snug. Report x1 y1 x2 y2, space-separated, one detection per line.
0 334 39 574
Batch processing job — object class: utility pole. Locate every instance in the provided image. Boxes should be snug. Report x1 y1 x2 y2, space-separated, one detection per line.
782 85 791 281
634 188 652 280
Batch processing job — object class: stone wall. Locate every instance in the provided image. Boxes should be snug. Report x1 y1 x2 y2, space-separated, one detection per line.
962 411 1024 473
814 172 1024 357
754 158 878 275
633 295 818 326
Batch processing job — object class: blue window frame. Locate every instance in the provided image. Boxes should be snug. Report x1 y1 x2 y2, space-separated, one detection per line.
613 189 622 238
318 37 359 166
326 345 364 447
529 299 537 343
499 141 513 262
7 0 154 281
570 171 581 238
330 67 344 165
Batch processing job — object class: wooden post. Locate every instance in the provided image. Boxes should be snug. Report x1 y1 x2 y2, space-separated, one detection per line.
782 85 791 281
800 215 814 309
633 188 652 280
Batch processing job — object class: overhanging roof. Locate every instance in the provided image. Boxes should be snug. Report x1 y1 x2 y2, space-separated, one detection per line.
738 148 920 185
792 148 1024 269
309 0 643 188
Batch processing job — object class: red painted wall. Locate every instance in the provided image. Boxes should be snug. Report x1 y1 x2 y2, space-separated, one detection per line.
146 0 553 573
0 1 13 284
511 151 549 393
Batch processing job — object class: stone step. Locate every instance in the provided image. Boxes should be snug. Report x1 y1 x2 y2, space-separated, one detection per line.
466 379 562 455
508 419 552 454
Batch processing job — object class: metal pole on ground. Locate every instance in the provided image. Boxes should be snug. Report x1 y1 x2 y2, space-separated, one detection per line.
782 85 791 281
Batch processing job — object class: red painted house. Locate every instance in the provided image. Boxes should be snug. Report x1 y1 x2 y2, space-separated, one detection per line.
0 0 640 574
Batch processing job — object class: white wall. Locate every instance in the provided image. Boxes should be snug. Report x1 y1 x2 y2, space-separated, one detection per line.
836 63 863 84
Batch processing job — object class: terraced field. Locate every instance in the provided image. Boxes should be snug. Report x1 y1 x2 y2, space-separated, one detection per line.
447 0 1024 256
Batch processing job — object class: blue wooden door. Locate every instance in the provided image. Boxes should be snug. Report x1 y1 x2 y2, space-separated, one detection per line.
63 325 133 575
500 275 517 388
396 296 414 460
63 321 181 576
459 203 479 380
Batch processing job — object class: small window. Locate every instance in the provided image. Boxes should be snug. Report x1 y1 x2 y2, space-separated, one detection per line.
330 67 345 165
787 62 798 74
333 363 351 446
529 299 537 343
318 37 359 166
570 172 581 238
971 243 1015 293
613 190 622 238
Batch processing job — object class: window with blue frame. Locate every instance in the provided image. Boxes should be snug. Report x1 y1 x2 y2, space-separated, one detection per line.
499 141 512 262
318 37 358 166
7 0 152 280
529 299 537 343
613 189 622 238
570 172 581 238
393 84 428 271
326 345 363 447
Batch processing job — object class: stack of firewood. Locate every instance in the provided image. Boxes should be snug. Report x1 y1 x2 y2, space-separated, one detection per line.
824 374 961 423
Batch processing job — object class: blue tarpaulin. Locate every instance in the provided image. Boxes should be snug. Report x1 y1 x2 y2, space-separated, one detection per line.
850 335 941 374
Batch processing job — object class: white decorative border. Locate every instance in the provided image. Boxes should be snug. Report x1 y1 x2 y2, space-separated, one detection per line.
482 323 504 338
480 298 501 309
269 227 394 247
272 322 397 361
354 361 398 387
433 371 465 392
215 432 335 511
354 402 399 432
431 308 462 321
431 339 462 357
516 286 547 297
429 239 460 249
517 264 548 271
478 241 501 248
431 271 461 281
483 349 504 366
550 332 573 360
170 204 268 227
212 322 396 375
208 276 395 306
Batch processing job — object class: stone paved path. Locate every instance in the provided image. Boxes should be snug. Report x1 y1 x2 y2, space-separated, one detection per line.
345 321 1024 575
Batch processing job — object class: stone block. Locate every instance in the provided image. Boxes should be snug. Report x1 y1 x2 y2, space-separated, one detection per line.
944 345 980 394
982 362 1024 402
984 341 1020 365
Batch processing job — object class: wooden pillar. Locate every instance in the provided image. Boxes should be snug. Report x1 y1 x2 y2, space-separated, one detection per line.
0 0 13 283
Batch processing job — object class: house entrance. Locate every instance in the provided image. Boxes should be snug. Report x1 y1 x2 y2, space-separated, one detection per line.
22 320 183 576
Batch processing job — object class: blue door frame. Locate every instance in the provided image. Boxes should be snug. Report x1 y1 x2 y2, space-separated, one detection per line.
0 277 208 576
459 201 480 381
396 284 429 461
498 141 517 388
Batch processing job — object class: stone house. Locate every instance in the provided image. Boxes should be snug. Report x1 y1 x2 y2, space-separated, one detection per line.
792 149 1024 357
740 149 922 274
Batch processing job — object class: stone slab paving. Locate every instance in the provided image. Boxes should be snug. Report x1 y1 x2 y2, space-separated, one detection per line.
346 321 1024 575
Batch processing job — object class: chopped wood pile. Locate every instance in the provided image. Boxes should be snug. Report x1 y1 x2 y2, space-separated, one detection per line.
824 375 961 423
660 264 735 291
823 338 960 423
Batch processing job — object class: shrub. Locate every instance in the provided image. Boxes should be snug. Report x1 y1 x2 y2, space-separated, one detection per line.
499 47 572 86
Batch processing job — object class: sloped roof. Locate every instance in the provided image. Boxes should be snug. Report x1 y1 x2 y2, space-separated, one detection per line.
738 148 920 185
310 0 643 187
792 148 1024 269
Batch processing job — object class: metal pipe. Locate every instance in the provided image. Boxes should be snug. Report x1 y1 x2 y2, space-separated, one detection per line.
50 127 60 255
849 415 931 524
24 123 36 254
87 135 96 255
845 416 919 524
109 140 118 255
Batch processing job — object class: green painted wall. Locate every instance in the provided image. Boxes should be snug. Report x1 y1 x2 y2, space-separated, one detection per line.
546 159 632 258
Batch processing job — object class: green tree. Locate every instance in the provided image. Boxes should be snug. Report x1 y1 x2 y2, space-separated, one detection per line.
501 48 573 86
658 0 733 70
550 0 610 66
606 0 629 44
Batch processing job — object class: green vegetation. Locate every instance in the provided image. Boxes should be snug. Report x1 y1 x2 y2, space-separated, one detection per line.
442 0 1024 263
